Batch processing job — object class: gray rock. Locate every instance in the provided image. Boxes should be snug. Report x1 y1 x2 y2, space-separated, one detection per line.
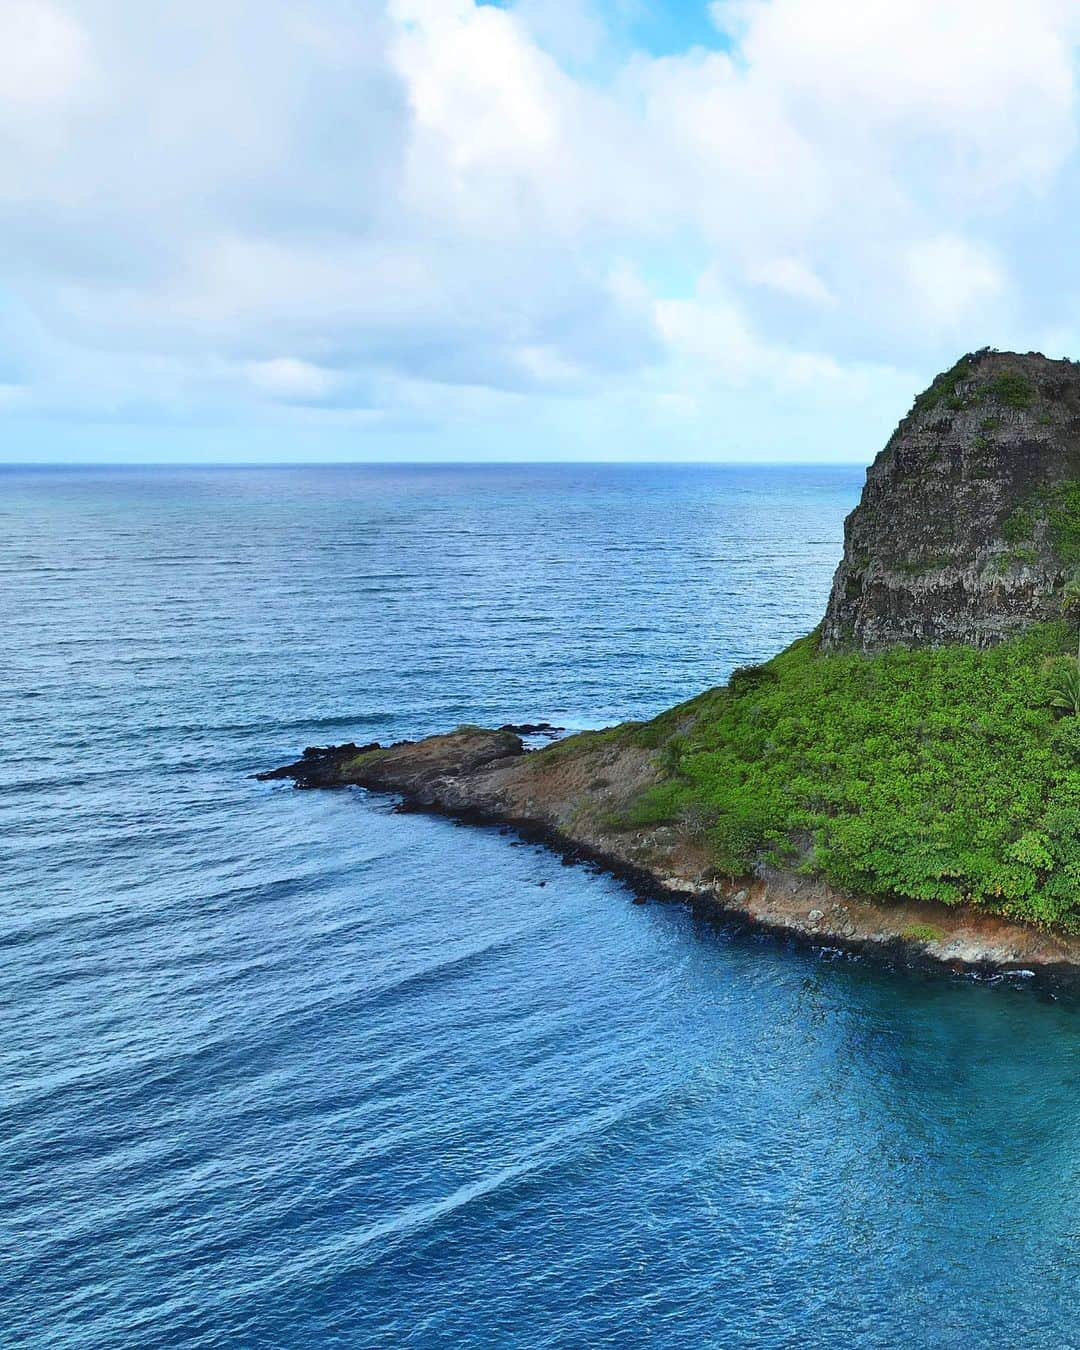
820 349 1080 651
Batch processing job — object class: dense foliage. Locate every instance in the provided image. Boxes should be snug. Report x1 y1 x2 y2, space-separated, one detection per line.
610 624 1080 928
1004 483 1080 565
989 372 1036 410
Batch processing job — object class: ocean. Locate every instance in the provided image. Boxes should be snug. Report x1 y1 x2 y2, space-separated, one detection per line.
3 463 1078 1348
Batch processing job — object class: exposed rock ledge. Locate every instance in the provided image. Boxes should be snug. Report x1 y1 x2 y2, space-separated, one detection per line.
821 349 1080 650
260 726 1080 984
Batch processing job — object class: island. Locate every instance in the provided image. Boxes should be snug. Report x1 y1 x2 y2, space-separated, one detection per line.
262 349 1080 979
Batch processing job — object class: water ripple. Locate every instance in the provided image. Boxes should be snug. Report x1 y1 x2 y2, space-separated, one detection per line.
3 465 1079 1350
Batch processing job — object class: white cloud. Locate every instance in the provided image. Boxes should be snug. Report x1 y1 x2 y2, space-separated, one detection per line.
658 291 844 390
245 358 340 403
904 236 1007 329
0 0 90 104
712 0 1079 190
1 0 1080 458
748 257 834 305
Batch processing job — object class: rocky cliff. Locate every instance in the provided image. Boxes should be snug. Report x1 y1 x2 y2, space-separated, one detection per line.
260 347 1080 977
821 349 1080 650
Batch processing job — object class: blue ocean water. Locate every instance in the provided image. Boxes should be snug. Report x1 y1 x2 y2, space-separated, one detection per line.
2 463 1079 1349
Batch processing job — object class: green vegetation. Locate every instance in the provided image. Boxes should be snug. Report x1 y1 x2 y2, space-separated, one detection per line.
1053 569 1080 675
1048 664 1080 716
1002 505 1035 544
993 548 1038 576
605 623 1080 928
538 724 625 761
896 553 952 576
908 357 1037 418
1000 482 1080 564
343 746 386 773
1046 484 1080 563
991 372 1036 410
903 923 944 943
911 355 975 415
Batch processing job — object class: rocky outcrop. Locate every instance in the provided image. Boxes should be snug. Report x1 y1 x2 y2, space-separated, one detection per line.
821 349 1080 650
260 728 526 794
260 348 1080 980
260 726 662 835
260 726 1080 981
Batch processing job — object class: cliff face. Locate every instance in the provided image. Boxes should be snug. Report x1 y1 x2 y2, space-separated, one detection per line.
821 350 1080 650
261 349 1080 970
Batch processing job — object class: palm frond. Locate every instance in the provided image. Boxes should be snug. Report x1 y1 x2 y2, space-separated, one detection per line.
1048 663 1080 715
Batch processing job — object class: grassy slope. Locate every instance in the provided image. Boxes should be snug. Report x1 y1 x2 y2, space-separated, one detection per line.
544 623 1080 929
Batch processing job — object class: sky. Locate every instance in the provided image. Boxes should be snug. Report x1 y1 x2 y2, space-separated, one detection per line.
4 0 1080 463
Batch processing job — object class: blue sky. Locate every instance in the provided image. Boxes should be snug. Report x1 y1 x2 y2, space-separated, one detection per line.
3 0 1080 463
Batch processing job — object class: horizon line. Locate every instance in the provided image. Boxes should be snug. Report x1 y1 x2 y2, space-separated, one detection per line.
0 458 871 470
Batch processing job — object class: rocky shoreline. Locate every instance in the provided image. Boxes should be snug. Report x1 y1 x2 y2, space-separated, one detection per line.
257 352 1080 986
259 726 1080 985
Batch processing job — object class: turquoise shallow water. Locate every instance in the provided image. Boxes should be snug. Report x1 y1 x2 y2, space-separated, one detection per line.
2 463 1079 1348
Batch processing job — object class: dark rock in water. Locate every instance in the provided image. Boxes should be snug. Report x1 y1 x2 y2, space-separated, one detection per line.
498 721 563 736
821 349 1080 650
301 741 380 760
259 740 375 784
258 726 524 795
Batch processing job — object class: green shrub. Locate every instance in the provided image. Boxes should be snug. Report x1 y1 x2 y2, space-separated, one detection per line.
727 663 779 696
897 553 952 576
1000 482 1080 563
912 355 973 415
711 808 775 875
1046 483 1080 563
1048 661 1080 715
630 722 671 750
606 781 686 830
614 623 1080 927
1002 506 1034 544
991 373 1036 410
903 923 944 943
657 734 688 777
